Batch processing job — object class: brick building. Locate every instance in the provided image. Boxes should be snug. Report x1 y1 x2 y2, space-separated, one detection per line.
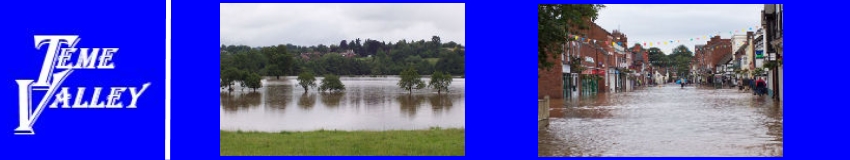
702 36 732 74
630 44 648 85
538 21 624 99
694 44 707 74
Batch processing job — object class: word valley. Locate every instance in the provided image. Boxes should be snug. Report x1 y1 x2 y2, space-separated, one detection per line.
48 83 151 109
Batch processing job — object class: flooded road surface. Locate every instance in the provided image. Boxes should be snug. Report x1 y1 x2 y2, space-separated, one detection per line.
220 76 464 132
539 84 782 156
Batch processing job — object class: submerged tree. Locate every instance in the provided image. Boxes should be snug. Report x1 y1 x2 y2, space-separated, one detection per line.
297 72 317 93
244 73 262 92
428 71 452 94
398 67 425 95
221 67 241 92
319 74 345 92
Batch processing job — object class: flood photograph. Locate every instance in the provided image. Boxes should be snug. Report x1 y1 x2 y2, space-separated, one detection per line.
538 4 783 156
220 3 465 156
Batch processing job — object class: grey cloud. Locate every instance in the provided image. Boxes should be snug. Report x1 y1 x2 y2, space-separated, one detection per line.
220 3 464 47
594 4 763 54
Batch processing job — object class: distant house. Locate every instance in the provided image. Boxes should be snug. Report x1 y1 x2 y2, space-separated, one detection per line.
340 49 357 58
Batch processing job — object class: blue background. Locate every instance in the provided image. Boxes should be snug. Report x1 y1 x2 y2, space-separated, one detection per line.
0 1 165 159
0 0 839 159
180 1 821 159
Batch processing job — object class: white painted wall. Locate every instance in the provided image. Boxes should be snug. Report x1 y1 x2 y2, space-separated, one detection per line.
732 34 747 52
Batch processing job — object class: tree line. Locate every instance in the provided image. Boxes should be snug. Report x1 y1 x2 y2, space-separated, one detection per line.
221 36 464 77
221 36 464 92
641 44 694 77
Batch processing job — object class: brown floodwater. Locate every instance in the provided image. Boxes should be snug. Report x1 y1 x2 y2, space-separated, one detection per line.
220 76 465 132
539 84 782 156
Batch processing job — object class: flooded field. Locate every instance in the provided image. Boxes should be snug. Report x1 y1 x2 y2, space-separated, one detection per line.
220 76 465 132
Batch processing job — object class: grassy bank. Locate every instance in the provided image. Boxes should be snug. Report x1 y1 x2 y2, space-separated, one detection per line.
220 128 465 156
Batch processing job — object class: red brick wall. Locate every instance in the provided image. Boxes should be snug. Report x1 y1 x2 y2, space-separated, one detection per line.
702 36 732 72
539 49 563 99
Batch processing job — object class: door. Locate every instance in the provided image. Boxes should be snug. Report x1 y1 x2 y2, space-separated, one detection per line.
571 73 579 98
562 73 569 99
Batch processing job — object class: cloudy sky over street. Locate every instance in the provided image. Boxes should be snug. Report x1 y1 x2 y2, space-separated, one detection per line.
594 4 763 54
220 3 465 47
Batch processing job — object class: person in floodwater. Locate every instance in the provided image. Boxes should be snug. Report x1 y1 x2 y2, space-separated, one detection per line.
738 78 744 90
681 78 685 88
750 78 756 94
756 78 766 96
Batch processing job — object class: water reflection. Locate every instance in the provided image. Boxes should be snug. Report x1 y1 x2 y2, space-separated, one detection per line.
264 83 292 110
364 90 386 106
320 92 345 108
221 92 261 111
220 76 465 131
397 94 426 118
348 89 363 109
297 93 316 110
552 106 614 119
428 94 453 112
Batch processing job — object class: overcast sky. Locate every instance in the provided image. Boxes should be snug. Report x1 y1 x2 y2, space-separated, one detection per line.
594 4 764 54
220 3 465 47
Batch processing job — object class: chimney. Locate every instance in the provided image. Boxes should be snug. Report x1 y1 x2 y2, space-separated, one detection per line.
747 31 754 40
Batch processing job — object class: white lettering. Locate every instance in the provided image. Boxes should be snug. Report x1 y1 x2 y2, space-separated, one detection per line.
98 48 118 69
89 87 104 108
76 48 100 69
56 48 76 69
127 82 151 108
15 35 142 135
47 83 151 109
33 35 79 86
49 87 72 108
72 87 89 108
106 87 126 108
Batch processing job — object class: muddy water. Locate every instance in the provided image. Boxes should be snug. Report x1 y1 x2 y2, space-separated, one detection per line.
539 84 782 156
220 76 465 132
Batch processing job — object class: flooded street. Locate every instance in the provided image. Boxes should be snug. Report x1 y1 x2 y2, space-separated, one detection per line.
220 76 465 132
539 84 782 156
